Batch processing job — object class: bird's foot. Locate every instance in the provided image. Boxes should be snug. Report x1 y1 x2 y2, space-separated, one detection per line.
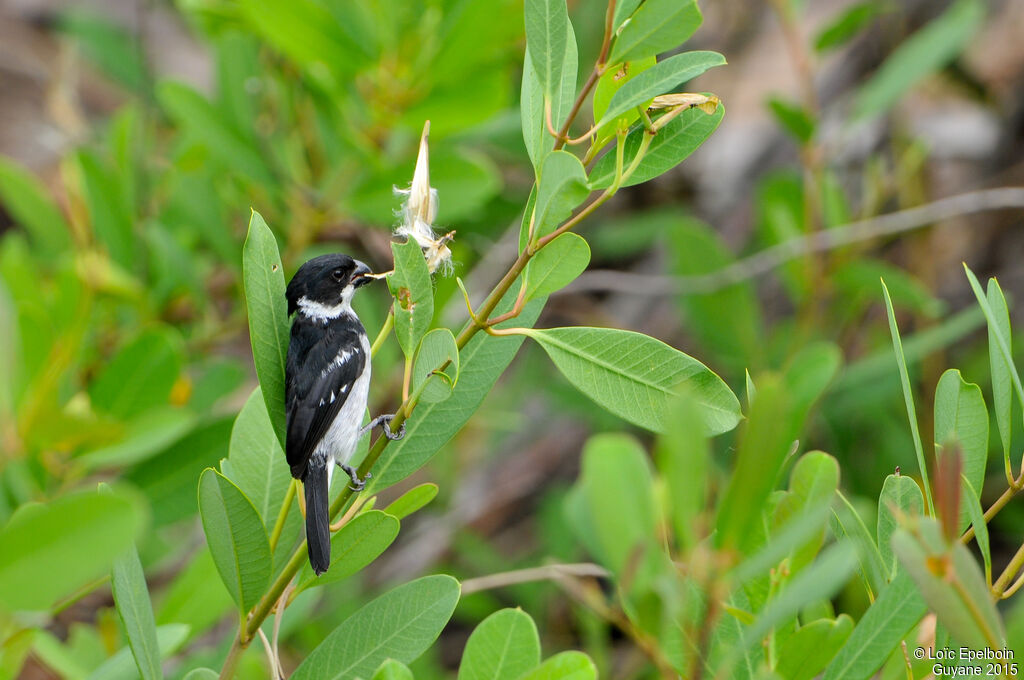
340 464 371 492
363 413 406 441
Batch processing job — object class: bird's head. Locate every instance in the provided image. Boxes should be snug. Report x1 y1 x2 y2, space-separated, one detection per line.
286 253 373 317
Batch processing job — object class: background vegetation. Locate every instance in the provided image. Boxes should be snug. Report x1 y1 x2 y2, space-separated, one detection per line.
1 0 1024 678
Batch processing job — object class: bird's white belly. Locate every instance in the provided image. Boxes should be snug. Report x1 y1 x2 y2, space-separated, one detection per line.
314 334 371 475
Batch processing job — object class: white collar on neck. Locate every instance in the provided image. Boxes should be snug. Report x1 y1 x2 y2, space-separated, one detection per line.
297 288 354 322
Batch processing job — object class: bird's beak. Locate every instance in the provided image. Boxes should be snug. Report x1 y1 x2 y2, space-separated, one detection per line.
351 261 373 288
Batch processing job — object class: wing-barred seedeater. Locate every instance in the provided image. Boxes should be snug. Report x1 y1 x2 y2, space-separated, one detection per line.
284 253 404 575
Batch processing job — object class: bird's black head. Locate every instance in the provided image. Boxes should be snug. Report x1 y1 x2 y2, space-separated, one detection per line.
286 253 373 316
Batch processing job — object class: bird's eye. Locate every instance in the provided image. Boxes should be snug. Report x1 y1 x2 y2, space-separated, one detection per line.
331 268 344 282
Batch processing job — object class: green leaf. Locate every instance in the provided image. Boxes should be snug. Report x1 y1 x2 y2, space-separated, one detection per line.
933 368 988 520
457 608 540 680
531 151 590 243
741 542 857 649
876 474 924 578
296 510 400 591
86 624 188 680
591 57 657 150
520 326 741 434
0 157 71 254
986 278 1013 471
962 476 991 584
243 210 289 448
775 616 854 680
882 280 934 515
766 97 816 144
715 375 791 552
814 1 881 52
521 22 578 174
655 392 710 552
732 501 833 586
89 328 183 420
291 575 461 680
197 469 271 613
589 104 724 189
364 294 544 492
578 434 657 580
524 0 569 100
831 492 888 599
516 651 597 680
772 451 840 572
608 0 702 64
110 544 162 680
389 239 434 358
155 547 233 640
384 483 439 520
59 11 147 93
597 51 726 129
821 571 927 680
79 408 197 470
73 149 135 268
0 492 140 611
853 0 985 119
413 329 459 403
892 518 1003 648
372 659 413 680
524 233 590 302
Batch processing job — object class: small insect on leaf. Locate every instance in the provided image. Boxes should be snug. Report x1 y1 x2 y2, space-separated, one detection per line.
398 288 414 311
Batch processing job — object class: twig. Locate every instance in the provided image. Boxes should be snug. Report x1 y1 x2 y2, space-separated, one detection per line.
461 563 610 595
560 188 1024 296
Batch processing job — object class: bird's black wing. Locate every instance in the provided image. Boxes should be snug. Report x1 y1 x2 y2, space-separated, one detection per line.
285 320 367 479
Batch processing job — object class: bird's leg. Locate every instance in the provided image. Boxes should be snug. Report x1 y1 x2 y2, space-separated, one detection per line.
361 413 406 441
339 463 371 492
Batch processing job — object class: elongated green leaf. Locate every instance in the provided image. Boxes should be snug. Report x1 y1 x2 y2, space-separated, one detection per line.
521 22 577 174
598 51 726 129
655 392 710 552
389 239 434 358
741 542 857 649
372 659 413 680
296 510 400 591
0 157 70 253
986 278 1013 473
821 571 927 679
772 451 839 572
732 501 833 586
521 326 740 434
531 151 590 242
524 0 569 99
155 547 233 640
86 624 189 680
111 544 162 680
892 518 1003 648
364 294 544 492
243 210 289 447
384 483 439 520
79 408 197 470
933 369 988 521
0 492 139 611
814 1 880 52
876 474 924 577
183 671 219 680
853 0 984 119
524 232 590 301
775 616 854 680
458 608 540 680
589 104 724 188
609 0 702 64
962 476 991 584
74 149 135 268
831 492 887 598
767 97 816 145
517 651 597 680
578 434 657 580
882 280 934 515
291 575 460 680
413 329 459 403
89 327 183 419
715 375 791 551
197 469 271 613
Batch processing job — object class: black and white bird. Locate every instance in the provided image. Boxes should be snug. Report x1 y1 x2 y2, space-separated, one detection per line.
284 253 403 575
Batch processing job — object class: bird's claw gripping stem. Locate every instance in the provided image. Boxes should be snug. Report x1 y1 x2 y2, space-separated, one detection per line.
363 413 406 441
340 464 371 492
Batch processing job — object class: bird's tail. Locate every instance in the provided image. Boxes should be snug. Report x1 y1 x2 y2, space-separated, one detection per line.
304 462 331 575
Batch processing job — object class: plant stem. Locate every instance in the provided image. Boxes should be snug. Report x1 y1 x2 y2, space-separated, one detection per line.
268 479 296 552
992 541 1024 597
961 481 1022 544
371 311 394 358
